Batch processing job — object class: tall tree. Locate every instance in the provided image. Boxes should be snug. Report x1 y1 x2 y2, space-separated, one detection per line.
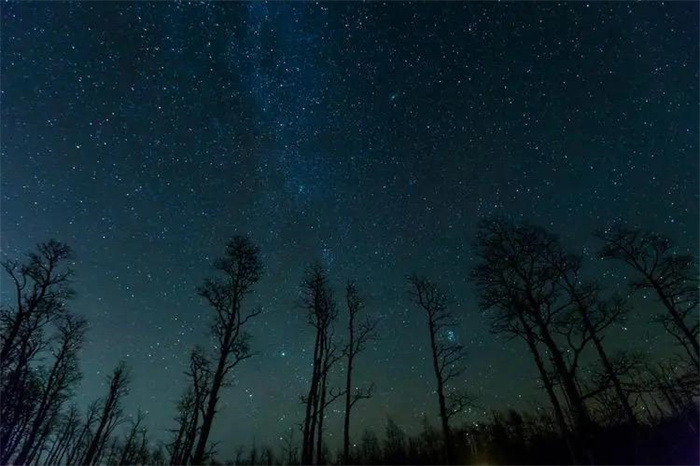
540 237 637 425
119 409 147 465
471 218 595 463
315 325 344 466
82 361 130 465
596 225 699 366
408 274 472 464
191 236 263 465
0 240 75 463
14 314 88 465
1 240 74 367
65 401 100 465
168 347 210 465
45 404 81 465
342 281 377 465
299 263 338 465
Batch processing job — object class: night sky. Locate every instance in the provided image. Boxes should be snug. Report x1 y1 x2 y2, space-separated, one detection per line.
1 1 698 459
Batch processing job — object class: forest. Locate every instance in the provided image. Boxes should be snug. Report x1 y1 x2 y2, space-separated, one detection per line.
1 218 698 465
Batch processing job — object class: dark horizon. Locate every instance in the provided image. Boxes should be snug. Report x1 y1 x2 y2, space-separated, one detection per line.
1 2 698 465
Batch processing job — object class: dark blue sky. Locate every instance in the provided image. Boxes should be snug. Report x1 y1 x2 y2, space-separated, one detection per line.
1 2 698 459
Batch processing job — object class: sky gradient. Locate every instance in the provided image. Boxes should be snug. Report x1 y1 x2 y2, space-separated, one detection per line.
1 2 698 459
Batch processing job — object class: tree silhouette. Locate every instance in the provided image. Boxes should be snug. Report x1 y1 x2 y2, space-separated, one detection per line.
65 400 100 465
471 218 596 463
596 225 699 367
168 346 211 465
342 281 378 465
82 361 130 465
383 417 407 464
0 240 75 464
191 236 263 465
359 428 381 464
117 409 148 465
0 240 74 367
299 263 342 465
45 404 81 465
537 236 637 426
13 313 87 465
280 426 299 465
315 328 344 466
408 274 473 464
2 227 699 466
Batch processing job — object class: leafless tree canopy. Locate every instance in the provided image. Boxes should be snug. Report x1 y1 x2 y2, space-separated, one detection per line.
1 225 698 466
190 236 263 465
408 274 474 464
596 225 699 366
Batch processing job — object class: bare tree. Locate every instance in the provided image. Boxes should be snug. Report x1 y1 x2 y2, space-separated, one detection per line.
382 417 407 464
119 409 146 465
65 401 100 465
408 274 472 464
280 426 299 465
315 328 344 466
168 347 210 465
538 241 638 425
596 225 699 366
471 218 595 463
342 281 378 465
191 236 263 465
14 314 88 464
82 361 130 465
45 404 81 465
0 241 75 463
1 240 74 367
299 263 339 465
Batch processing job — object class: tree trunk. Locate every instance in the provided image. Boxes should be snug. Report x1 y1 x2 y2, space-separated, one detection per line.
342 351 354 465
427 317 453 464
191 343 227 465
316 368 328 465
302 328 323 465
518 314 581 464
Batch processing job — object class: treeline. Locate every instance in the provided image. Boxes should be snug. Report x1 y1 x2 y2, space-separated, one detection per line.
0 218 697 465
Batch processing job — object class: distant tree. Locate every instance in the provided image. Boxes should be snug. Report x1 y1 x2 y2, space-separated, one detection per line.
260 445 275 465
280 426 299 465
299 263 342 465
151 442 167 465
118 409 146 465
191 236 263 465
233 445 246 465
342 281 378 465
596 226 699 367
408 275 473 464
418 416 442 463
65 400 100 465
82 361 130 465
359 429 381 465
104 436 122 465
383 417 407 464
45 404 81 465
168 346 211 465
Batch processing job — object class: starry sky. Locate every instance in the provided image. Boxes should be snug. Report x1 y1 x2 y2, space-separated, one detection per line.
1 1 698 459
